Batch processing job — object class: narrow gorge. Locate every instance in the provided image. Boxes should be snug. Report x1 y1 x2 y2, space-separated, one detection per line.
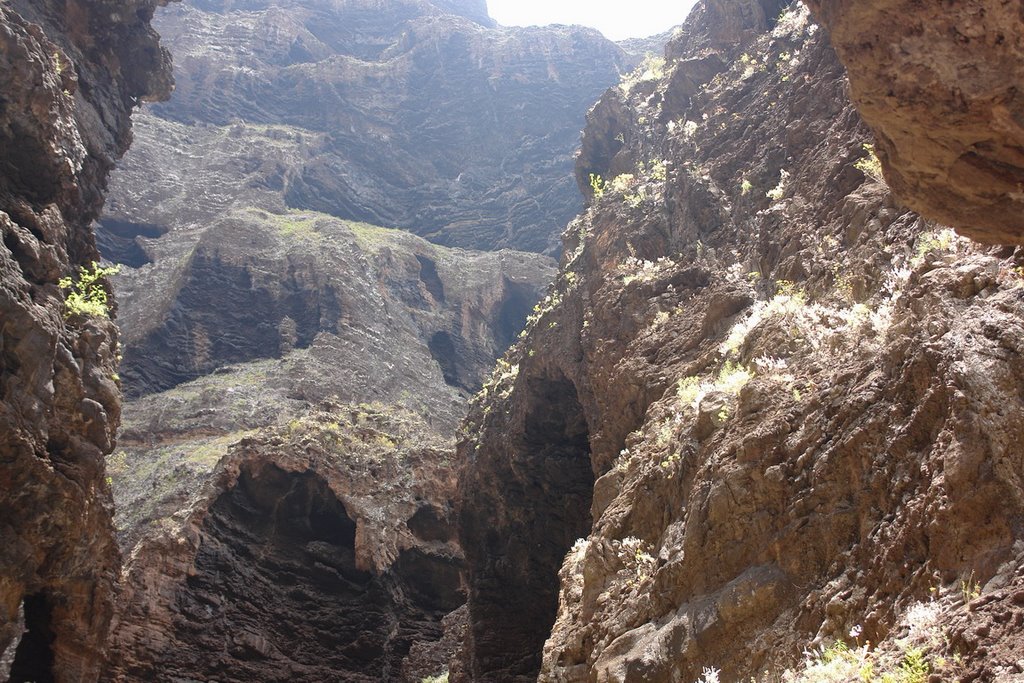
1 0 1023 682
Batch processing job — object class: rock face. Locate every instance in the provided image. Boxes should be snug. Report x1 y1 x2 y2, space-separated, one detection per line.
804 0 1024 246
98 0 631 255
112 209 552 399
105 406 467 682
0 0 171 679
95 2 561 678
457 2 1024 682
105 212 552 538
103 212 553 679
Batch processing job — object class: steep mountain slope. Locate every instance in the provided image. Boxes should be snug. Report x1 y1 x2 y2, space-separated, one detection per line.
456 2 1024 682
98 0 632 255
103 213 553 680
0 0 171 679
94 1 568 679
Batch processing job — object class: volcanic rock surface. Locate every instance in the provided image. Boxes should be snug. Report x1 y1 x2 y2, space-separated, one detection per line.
0 0 171 679
804 0 1024 245
102 210 553 680
95 2 566 679
457 2 1024 681
98 0 633 255
105 406 467 682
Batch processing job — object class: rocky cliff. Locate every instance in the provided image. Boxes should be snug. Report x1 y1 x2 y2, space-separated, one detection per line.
91 1 567 678
97 0 632 255
106 405 468 682
102 211 554 680
457 2 1024 682
0 0 171 679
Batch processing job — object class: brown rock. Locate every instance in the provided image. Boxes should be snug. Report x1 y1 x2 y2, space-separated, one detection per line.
805 0 1024 244
105 407 466 682
457 2 1024 681
0 0 171 679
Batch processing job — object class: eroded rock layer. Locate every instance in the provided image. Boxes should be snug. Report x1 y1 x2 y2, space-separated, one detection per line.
458 2 1024 681
100 0 632 254
105 407 465 682
804 0 1024 245
104 211 552 679
0 0 171 679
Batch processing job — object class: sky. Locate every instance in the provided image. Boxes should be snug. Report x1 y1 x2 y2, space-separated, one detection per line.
486 0 699 41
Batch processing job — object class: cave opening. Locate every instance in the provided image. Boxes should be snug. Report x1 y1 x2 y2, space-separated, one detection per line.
494 280 538 352
7 593 55 683
429 330 468 391
157 462 462 681
163 464 392 680
468 372 594 681
416 255 446 304
95 218 167 267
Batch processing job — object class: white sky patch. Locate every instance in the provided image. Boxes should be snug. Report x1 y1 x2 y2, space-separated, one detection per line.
486 0 698 41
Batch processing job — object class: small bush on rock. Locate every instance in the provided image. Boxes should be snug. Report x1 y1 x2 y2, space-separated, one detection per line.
59 262 120 319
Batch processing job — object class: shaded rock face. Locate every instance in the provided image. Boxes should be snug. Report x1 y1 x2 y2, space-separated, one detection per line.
0 0 171 679
804 0 1024 245
113 211 553 399
147 461 460 681
99 0 631 254
105 409 467 682
459 371 595 681
458 2 1024 682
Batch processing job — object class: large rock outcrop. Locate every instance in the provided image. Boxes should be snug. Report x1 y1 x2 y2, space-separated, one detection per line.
95 2 561 678
102 212 553 680
804 0 1024 245
111 209 552 398
457 2 1024 681
98 0 632 255
105 406 467 682
0 0 171 679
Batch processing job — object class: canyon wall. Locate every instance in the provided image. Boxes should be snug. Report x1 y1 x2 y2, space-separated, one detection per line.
96 4 561 678
457 2 1024 681
103 212 554 681
0 0 172 679
98 0 632 255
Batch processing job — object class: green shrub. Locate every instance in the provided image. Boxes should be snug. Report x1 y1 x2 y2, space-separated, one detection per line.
620 53 666 92
854 143 884 181
58 262 120 318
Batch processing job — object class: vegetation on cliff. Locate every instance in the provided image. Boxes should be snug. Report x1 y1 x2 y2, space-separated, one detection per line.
457 2 1024 682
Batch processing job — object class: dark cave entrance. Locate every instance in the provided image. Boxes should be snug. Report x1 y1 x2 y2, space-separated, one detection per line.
494 280 538 352
166 464 389 680
162 463 463 682
467 372 594 681
428 330 465 390
416 255 446 304
6 594 55 683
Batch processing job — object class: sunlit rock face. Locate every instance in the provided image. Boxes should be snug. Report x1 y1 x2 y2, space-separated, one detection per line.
805 0 1024 245
0 0 171 679
456 1 1024 681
